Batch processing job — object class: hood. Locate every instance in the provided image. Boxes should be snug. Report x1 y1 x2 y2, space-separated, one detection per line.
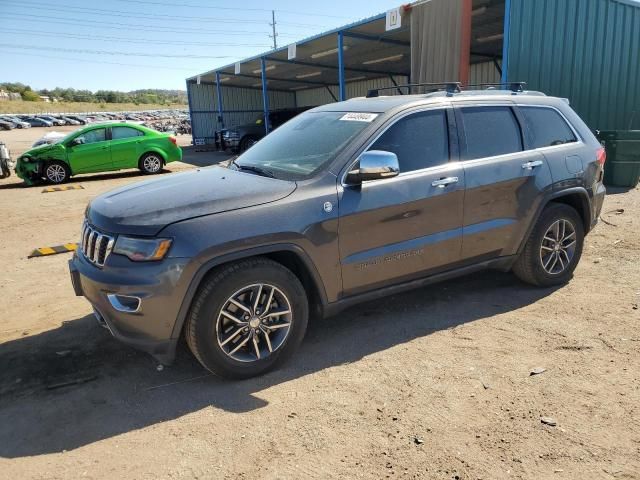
87 166 297 236
24 143 64 157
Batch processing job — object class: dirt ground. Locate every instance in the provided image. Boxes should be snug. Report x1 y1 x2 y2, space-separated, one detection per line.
0 126 638 479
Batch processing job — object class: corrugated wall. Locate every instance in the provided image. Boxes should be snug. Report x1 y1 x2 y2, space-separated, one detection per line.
296 75 409 107
410 0 463 84
469 61 501 84
188 82 295 141
507 0 640 130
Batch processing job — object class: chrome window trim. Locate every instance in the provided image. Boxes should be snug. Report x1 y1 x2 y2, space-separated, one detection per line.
340 104 452 187
453 103 584 165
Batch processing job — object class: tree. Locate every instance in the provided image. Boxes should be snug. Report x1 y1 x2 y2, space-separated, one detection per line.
21 89 40 102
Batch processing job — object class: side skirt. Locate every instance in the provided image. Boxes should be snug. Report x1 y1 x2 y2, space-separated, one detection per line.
322 255 517 318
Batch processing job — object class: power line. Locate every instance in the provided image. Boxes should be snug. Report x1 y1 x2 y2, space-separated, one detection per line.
0 43 235 59
109 0 354 20
3 1 266 25
2 13 272 35
0 49 204 71
0 28 272 48
3 0 331 28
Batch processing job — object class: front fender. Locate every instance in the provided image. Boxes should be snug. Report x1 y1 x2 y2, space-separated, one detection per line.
169 243 327 340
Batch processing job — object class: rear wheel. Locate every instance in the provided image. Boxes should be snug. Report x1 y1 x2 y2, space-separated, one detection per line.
44 160 70 184
139 153 163 174
185 258 309 379
513 203 584 287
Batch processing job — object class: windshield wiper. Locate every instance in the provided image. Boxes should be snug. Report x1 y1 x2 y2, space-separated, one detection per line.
232 161 276 179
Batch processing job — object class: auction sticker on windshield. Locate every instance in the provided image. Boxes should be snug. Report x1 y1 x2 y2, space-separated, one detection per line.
340 113 379 122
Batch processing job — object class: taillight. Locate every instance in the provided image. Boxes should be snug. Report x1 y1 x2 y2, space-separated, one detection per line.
169 136 177 145
596 147 606 166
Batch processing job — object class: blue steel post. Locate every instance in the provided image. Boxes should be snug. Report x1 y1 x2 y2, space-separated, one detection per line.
338 31 346 101
186 80 195 145
501 0 511 84
215 72 225 129
260 57 270 135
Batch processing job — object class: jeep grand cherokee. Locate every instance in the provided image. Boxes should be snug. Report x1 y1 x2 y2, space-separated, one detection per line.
69 86 606 379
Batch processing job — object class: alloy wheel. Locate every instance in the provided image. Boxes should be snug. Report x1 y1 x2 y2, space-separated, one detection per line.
216 283 292 362
143 155 161 173
539 219 577 275
46 164 66 183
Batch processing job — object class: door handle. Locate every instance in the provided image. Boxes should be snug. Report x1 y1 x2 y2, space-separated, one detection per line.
522 160 543 170
431 176 459 188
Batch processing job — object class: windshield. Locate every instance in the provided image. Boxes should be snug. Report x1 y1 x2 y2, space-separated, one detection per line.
234 111 377 180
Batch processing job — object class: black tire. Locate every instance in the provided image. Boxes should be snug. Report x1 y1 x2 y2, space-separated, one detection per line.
44 160 71 184
185 257 309 379
513 203 584 287
139 152 164 175
239 136 259 153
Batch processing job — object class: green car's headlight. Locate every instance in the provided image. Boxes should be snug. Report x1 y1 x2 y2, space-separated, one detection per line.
113 236 172 262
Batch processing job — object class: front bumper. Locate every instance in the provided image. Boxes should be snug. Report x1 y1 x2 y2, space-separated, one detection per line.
69 251 192 364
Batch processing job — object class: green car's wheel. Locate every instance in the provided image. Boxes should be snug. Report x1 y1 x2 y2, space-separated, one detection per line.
139 153 163 175
44 160 70 184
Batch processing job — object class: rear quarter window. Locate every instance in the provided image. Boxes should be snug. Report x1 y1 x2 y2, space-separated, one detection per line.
520 106 577 148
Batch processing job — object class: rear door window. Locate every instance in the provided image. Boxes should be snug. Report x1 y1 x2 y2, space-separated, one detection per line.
369 109 449 172
459 106 523 160
520 106 577 148
112 126 144 140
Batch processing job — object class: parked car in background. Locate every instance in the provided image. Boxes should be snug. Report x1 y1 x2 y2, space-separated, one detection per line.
219 107 313 153
0 120 16 131
37 116 66 126
59 116 82 126
21 117 54 127
16 122 182 185
66 115 88 125
68 86 606 379
1 116 31 128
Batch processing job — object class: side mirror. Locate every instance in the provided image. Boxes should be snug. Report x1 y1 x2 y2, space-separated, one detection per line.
346 150 400 184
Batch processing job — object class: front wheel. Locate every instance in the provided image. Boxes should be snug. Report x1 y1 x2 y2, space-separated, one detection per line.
139 153 163 175
44 160 71 184
239 136 259 153
185 258 309 379
513 203 584 287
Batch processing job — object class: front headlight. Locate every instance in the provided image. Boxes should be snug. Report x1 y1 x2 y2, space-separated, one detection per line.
113 236 172 262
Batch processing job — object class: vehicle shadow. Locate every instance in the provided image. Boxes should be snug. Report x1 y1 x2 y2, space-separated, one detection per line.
0 270 559 458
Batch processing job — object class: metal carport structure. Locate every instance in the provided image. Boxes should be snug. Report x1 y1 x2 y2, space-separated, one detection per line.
186 0 640 145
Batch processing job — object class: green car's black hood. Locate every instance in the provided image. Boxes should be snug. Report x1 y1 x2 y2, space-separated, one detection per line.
87 166 296 236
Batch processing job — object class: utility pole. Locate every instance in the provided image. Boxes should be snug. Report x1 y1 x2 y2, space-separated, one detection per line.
269 10 278 49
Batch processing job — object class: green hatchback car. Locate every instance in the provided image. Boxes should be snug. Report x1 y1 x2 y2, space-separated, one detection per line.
15 122 183 185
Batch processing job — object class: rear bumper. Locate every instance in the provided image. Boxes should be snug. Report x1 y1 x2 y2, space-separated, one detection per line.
591 182 606 229
69 252 192 364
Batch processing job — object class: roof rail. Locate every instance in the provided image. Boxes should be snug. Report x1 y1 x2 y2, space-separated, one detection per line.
366 82 461 98
462 82 527 93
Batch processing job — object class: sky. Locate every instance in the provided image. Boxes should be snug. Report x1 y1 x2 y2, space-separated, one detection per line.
1 0 401 92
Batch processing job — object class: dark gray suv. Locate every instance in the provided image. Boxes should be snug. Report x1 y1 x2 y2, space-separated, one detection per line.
69 86 606 379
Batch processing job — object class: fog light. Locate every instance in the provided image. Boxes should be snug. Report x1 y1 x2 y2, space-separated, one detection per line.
107 294 141 313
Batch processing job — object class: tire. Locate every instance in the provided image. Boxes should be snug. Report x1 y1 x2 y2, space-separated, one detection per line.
139 152 163 175
44 160 71 184
513 203 584 287
239 136 259 153
185 258 309 379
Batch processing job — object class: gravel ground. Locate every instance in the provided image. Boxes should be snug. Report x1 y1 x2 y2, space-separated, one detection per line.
0 127 638 479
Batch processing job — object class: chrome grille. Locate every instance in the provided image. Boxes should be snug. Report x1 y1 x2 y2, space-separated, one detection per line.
81 222 115 267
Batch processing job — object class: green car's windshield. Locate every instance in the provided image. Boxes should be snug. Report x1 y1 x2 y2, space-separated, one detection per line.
234 111 378 180
57 127 85 144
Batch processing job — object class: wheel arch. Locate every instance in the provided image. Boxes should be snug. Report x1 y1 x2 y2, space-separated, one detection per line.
139 148 168 166
171 244 328 340
516 187 592 256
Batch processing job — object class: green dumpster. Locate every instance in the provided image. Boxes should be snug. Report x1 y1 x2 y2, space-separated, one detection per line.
596 130 640 188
